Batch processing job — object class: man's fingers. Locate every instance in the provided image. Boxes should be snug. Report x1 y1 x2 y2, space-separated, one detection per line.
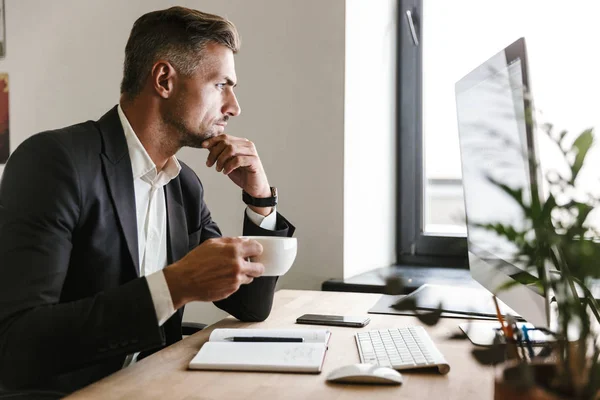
201 134 227 149
203 134 254 149
222 155 255 175
207 142 250 170
205 141 227 168
204 135 257 170
214 146 255 172
237 238 263 258
215 146 237 172
242 261 265 278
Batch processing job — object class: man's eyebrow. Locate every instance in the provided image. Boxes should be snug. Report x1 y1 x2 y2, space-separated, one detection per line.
224 76 237 87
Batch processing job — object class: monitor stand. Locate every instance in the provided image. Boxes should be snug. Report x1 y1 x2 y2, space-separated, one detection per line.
459 322 555 347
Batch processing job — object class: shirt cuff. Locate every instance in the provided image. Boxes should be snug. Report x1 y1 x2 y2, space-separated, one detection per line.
146 271 176 326
245 206 277 231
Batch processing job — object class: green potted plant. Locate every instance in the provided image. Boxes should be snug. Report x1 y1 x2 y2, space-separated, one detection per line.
388 121 600 399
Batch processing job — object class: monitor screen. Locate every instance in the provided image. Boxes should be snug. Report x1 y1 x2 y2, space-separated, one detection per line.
455 37 550 328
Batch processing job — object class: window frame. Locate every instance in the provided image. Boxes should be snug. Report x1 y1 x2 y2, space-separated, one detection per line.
396 0 468 267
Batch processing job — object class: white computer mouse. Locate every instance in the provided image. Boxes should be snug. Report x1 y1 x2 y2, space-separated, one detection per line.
326 363 403 385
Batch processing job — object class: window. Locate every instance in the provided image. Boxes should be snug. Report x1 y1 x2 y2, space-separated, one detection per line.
397 0 600 265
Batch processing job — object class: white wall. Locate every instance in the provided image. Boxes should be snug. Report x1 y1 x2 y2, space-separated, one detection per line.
343 0 397 278
0 0 398 325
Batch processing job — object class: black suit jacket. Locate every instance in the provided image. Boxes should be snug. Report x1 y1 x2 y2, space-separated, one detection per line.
0 106 295 393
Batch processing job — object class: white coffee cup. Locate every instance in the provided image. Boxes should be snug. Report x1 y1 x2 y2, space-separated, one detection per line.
239 236 297 276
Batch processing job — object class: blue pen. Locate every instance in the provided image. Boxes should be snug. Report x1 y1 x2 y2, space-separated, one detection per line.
521 325 535 359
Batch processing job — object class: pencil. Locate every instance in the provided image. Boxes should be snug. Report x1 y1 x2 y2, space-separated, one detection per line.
492 296 510 338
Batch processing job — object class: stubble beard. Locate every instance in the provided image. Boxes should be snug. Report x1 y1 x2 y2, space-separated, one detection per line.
163 107 215 149
178 125 216 149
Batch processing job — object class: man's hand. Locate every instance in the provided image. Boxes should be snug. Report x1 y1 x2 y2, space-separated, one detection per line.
201 134 272 216
163 237 265 309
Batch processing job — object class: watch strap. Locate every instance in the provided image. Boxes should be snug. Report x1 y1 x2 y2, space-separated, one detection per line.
242 187 278 207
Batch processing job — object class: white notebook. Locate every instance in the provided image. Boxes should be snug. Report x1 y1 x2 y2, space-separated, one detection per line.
188 328 331 373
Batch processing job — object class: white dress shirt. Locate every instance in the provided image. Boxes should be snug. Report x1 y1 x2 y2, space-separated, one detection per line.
117 105 277 328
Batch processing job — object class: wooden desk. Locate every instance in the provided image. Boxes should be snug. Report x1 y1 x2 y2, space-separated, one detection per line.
66 290 493 400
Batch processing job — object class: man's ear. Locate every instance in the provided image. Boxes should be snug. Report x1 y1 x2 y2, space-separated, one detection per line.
151 61 176 99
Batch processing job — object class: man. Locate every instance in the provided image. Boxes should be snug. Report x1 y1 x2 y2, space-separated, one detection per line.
0 6 294 393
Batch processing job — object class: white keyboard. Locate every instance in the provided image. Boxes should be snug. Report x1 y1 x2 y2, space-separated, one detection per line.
355 327 450 374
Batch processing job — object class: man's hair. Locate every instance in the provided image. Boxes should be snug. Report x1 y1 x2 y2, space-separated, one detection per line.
120 6 240 98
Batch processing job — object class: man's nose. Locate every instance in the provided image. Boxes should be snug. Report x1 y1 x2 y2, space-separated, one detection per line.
224 92 241 117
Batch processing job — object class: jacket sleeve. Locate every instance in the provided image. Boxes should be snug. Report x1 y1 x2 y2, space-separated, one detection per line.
0 134 164 389
190 178 296 322
214 211 295 321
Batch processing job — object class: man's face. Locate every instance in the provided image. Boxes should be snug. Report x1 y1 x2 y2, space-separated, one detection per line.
163 42 241 148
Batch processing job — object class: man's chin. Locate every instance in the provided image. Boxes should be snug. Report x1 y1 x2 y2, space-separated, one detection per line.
180 132 215 148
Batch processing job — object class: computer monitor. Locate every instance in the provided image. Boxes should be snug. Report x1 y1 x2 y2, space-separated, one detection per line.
455 37 551 330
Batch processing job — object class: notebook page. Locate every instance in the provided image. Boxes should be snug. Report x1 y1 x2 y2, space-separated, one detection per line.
208 328 331 343
188 342 327 373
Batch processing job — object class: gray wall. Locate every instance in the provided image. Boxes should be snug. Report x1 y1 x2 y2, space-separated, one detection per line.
0 0 396 324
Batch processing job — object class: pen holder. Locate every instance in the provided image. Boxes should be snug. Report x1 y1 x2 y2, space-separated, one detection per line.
490 329 524 362
500 338 521 361
494 359 565 400
493 326 551 362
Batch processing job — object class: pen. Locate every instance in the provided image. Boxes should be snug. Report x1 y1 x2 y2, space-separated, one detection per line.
521 325 535 359
224 336 304 342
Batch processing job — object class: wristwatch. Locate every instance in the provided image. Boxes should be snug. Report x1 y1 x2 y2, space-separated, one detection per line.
242 187 278 207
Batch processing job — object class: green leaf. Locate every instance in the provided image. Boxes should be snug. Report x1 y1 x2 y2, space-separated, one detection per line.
471 345 506 366
573 202 593 232
562 239 600 280
391 298 443 325
415 307 443 326
540 193 557 223
484 175 529 214
448 331 469 340
494 273 542 293
384 275 405 295
570 128 594 182
542 122 554 136
391 296 417 311
509 271 542 286
558 130 569 150
473 222 528 248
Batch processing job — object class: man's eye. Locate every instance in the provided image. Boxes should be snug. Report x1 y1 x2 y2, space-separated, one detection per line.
216 83 226 89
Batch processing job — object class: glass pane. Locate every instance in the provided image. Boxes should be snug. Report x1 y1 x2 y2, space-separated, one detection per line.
422 0 600 236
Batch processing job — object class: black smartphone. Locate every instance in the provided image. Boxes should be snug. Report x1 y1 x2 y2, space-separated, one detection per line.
296 313 370 327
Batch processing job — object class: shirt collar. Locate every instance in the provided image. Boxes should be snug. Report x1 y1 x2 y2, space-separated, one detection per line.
117 104 181 184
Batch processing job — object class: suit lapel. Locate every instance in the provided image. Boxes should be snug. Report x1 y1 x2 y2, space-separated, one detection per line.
165 178 188 264
98 106 140 276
